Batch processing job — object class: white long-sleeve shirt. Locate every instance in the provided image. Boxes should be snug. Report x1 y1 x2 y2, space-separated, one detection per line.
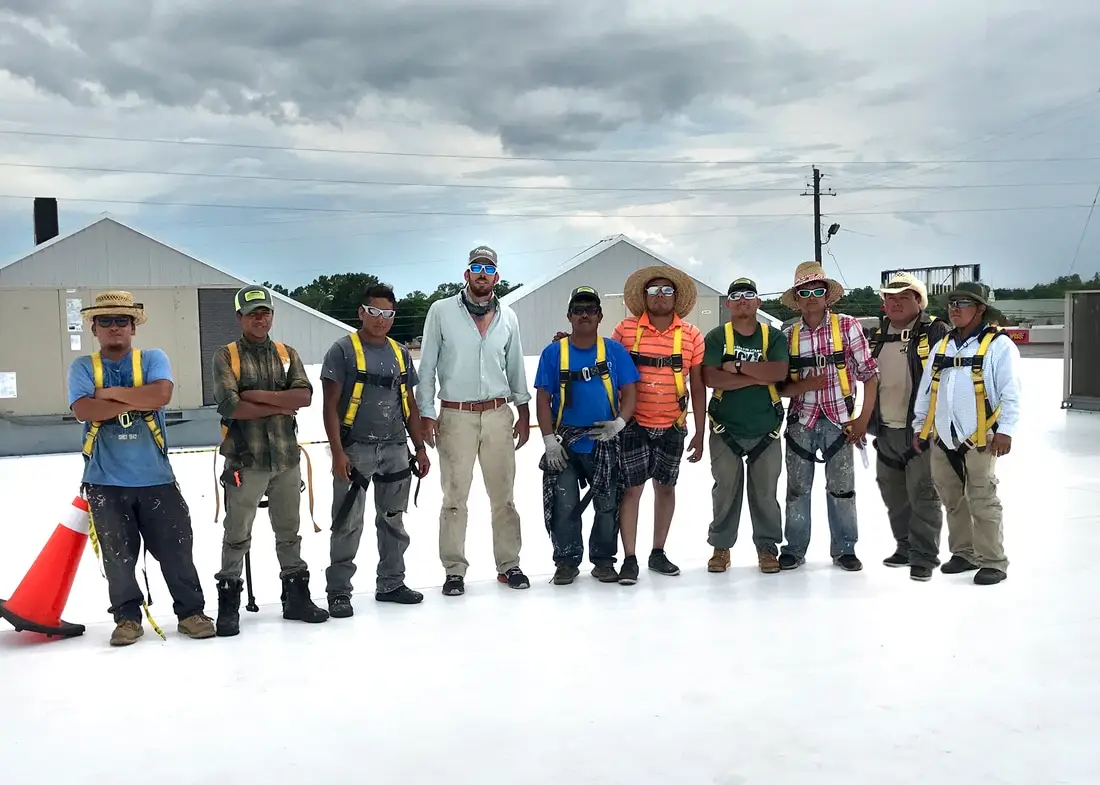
414 294 531 420
912 327 1022 450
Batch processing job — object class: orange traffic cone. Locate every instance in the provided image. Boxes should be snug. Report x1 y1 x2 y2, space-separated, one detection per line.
0 496 92 638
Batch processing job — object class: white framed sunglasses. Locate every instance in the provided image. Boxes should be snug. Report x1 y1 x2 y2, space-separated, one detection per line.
727 290 757 301
646 285 675 296
362 305 396 319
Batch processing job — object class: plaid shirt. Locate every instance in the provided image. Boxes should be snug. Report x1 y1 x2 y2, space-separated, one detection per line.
540 425 621 535
213 337 313 473
785 311 878 429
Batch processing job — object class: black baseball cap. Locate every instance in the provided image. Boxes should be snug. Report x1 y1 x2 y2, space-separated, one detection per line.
569 286 601 306
235 285 275 315
727 278 758 296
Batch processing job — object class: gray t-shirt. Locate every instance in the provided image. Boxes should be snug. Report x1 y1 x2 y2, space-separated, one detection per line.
320 334 419 445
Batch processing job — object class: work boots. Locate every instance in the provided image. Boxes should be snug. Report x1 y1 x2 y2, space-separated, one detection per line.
281 570 330 623
215 577 244 637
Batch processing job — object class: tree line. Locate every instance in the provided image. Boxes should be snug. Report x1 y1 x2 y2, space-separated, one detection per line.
262 273 521 343
263 270 1097 340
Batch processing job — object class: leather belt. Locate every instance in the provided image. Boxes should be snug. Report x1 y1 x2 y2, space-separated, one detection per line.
440 398 507 413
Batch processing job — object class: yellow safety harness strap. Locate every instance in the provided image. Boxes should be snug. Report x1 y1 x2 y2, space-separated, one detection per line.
788 314 854 416
918 327 1003 451
556 337 617 430
82 350 166 459
632 323 688 425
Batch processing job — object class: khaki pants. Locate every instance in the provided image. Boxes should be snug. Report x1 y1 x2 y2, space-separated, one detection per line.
216 464 308 581
874 426 943 568
930 444 1007 571
436 404 522 576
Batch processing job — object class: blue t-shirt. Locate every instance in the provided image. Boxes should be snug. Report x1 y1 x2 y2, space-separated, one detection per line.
534 338 640 454
67 348 176 488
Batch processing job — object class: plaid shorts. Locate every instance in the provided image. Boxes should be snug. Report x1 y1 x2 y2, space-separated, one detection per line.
619 420 688 489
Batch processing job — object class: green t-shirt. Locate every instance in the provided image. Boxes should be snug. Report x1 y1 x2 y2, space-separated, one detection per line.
703 321 790 439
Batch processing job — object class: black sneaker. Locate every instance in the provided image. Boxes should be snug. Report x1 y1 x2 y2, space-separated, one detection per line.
442 575 465 596
376 585 424 604
778 553 804 570
498 567 530 589
648 550 680 576
883 552 909 568
618 555 639 585
590 564 619 583
328 593 354 618
910 565 933 582
941 555 979 574
552 564 580 585
834 554 863 571
974 567 1006 585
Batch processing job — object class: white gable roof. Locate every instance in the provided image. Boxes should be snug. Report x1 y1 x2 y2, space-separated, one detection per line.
0 214 352 334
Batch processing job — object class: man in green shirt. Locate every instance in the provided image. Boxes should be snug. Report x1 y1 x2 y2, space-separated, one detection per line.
701 278 790 574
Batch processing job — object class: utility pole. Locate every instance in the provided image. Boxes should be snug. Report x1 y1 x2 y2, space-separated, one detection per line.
802 166 836 262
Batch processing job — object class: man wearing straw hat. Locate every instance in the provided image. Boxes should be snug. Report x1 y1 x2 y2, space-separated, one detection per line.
68 291 214 646
609 265 707 584
912 282 1020 586
867 272 949 581
777 262 879 572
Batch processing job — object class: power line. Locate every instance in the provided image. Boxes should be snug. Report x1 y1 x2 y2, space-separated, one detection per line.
2 128 1099 166
1068 183 1100 274
5 160 1099 193
0 193 1092 218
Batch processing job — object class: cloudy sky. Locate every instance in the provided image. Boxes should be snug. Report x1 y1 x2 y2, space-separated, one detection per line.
1 0 1098 305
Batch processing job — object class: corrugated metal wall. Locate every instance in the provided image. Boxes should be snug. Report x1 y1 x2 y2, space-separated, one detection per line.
507 242 725 354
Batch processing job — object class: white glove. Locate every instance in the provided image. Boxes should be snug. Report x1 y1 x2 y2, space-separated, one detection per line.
542 434 568 471
589 417 627 441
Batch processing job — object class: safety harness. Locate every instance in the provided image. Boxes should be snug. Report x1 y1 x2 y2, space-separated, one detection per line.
556 336 618 430
868 316 936 472
707 322 783 464
330 332 423 532
213 339 318 532
917 323 1005 482
80 349 167 640
786 313 855 464
630 321 689 427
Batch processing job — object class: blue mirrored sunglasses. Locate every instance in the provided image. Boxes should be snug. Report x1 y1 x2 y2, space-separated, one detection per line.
468 263 497 275
797 287 828 299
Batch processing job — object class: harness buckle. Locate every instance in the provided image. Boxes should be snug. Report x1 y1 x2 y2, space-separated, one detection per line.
900 329 911 343
952 355 967 368
580 366 593 382
815 355 828 367
117 411 134 429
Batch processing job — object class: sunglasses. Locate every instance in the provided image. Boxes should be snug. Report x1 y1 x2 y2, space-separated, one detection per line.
363 306 396 319
646 285 675 297
797 287 828 299
569 304 600 316
94 316 132 328
727 290 757 301
468 263 497 275
948 299 977 309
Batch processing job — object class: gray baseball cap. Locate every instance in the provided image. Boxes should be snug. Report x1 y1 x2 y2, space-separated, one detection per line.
469 246 498 265
234 285 275 315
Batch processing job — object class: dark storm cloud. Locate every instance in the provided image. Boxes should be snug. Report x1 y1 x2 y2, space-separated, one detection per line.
0 1 865 154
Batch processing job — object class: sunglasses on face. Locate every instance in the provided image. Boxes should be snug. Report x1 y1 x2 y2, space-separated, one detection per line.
569 304 600 316
363 306 396 319
94 316 132 329
468 263 497 275
646 285 675 297
797 287 827 299
948 299 976 309
727 290 757 301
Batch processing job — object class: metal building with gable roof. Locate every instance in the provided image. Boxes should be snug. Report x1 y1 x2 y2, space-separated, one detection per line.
0 204 353 457
500 234 781 354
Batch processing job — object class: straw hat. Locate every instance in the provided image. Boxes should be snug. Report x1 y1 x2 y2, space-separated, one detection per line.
880 271 928 310
81 291 147 326
623 264 697 318
779 261 845 310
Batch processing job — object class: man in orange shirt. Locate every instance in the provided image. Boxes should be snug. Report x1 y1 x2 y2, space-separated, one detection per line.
610 266 706 584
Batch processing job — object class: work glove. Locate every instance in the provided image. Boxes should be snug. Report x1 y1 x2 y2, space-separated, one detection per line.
542 434 569 471
589 417 627 441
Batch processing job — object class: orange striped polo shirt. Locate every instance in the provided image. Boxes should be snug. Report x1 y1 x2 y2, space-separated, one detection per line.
612 313 704 428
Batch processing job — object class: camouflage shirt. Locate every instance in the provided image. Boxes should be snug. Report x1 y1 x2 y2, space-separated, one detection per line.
213 336 313 473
